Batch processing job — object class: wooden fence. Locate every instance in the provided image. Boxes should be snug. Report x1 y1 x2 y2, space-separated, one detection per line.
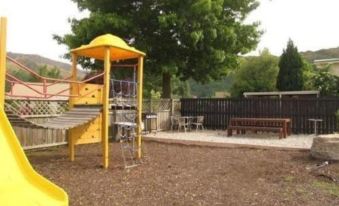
5 98 180 149
181 98 339 134
5 99 69 149
143 99 181 130
13 117 67 149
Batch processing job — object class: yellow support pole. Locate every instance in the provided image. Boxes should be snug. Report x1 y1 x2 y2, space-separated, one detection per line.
69 54 78 108
68 54 77 161
102 47 110 169
137 56 144 158
0 17 7 108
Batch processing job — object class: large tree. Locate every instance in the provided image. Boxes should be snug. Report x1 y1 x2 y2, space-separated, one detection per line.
55 0 261 98
276 39 304 91
231 49 279 97
312 65 339 96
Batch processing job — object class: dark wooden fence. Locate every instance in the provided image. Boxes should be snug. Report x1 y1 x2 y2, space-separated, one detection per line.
181 98 339 134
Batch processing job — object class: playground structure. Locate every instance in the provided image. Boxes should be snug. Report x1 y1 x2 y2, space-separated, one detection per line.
0 16 145 206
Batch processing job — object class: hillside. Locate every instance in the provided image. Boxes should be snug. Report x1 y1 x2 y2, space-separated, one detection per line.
301 47 339 62
8 52 71 71
7 52 86 78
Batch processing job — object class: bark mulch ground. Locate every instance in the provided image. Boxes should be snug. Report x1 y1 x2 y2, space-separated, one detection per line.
27 141 339 206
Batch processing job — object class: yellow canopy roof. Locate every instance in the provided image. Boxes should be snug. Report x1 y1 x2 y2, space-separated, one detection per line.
71 34 145 61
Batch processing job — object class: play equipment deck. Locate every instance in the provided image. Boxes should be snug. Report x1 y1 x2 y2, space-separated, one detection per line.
0 107 68 206
6 106 102 130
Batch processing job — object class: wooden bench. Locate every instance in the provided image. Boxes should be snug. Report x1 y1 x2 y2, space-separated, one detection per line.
227 126 283 139
227 118 291 139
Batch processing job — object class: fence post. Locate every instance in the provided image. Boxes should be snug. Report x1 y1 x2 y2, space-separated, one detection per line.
170 98 174 116
0 17 7 108
150 98 153 113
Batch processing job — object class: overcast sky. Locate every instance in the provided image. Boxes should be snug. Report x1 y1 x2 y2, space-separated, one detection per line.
1 0 339 63
247 0 339 55
0 0 88 63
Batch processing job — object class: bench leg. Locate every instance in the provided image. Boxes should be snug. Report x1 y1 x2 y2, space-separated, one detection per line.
227 129 232 137
283 123 287 138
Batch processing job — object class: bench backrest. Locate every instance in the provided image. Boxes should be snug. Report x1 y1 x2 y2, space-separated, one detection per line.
229 118 289 127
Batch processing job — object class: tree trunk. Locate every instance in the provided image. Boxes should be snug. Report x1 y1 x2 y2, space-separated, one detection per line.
161 72 171 98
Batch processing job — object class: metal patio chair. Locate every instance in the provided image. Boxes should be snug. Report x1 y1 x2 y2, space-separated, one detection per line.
191 116 204 131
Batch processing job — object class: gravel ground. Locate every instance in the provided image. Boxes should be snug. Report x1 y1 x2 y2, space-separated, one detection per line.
144 130 315 149
28 141 339 206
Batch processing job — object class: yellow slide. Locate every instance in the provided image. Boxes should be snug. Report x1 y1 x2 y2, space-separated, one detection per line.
0 108 68 206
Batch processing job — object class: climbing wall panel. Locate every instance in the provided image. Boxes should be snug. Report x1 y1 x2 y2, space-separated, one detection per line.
71 83 103 105
70 114 102 145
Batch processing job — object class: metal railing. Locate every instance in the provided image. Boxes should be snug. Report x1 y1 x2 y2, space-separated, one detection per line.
6 56 104 99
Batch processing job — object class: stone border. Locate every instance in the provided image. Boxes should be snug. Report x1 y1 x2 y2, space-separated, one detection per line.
143 136 310 152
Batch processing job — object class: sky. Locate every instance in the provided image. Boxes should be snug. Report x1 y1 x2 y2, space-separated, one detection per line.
247 0 339 55
0 0 88 63
1 0 339 62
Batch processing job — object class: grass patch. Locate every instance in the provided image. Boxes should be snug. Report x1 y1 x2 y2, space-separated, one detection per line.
313 180 339 197
283 175 295 182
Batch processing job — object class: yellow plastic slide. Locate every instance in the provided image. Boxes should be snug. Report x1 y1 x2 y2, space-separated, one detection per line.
0 108 68 206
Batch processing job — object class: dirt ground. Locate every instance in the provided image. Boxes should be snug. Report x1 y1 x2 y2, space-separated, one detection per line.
27 141 339 206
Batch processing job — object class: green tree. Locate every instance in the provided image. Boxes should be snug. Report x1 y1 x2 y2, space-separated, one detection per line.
54 0 261 98
31 65 61 82
47 66 61 79
38 65 49 78
302 58 316 90
189 76 233 97
230 49 279 97
312 66 339 96
276 39 304 91
172 77 191 98
10 70 35 82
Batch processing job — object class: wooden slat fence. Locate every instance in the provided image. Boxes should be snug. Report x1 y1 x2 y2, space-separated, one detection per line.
181 98 339 134
5 99 69 149
13 117 67 150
